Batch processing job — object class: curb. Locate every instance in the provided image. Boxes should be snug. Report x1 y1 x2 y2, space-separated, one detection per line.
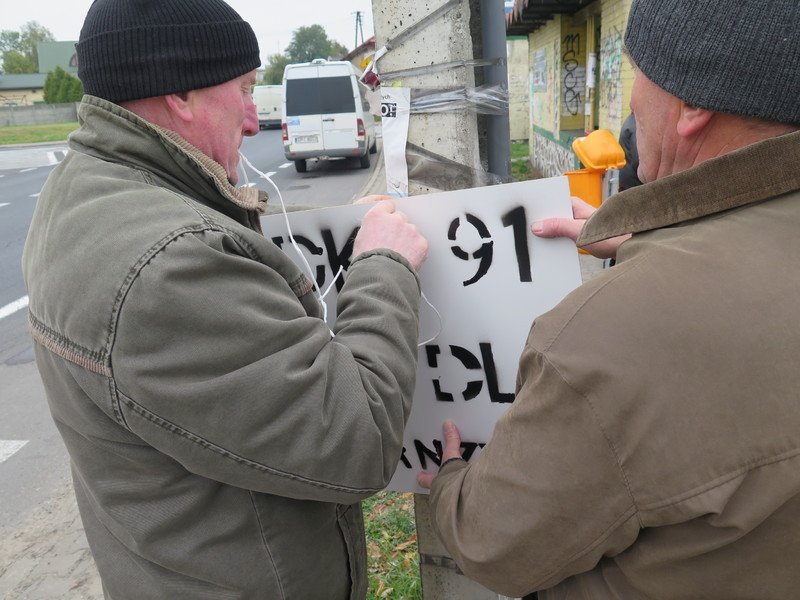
352 141 386 201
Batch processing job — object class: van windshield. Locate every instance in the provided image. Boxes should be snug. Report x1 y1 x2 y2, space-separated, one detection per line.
285 76 356 116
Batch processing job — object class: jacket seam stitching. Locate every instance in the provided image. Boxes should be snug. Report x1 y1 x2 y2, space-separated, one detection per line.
638 446 800 512
108 378 130 430
540 351 641 526
248 491 286 599
28 312 111 377
117 391 383 494
160 205 311 299
106 224 221 353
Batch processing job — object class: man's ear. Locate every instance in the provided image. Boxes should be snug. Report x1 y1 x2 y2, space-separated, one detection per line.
677 103 713 137
163 92 194 124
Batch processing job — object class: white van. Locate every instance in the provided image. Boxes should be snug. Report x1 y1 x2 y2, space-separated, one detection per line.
253 85 281 129
282 59 377 173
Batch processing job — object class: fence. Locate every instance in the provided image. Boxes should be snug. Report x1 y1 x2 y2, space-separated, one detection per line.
0 103 79 127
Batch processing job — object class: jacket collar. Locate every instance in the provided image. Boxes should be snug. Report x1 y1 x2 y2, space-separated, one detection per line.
71 95 269 217
578 129 800 246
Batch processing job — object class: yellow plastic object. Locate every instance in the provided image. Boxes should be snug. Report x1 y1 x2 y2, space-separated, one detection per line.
564 129 627 209
565 169 603 208
571 129 627 172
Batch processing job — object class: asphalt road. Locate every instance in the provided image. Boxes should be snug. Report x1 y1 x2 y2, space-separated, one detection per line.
0 126 380 566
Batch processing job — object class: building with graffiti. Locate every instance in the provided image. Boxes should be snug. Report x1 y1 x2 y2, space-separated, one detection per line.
506 0 635 177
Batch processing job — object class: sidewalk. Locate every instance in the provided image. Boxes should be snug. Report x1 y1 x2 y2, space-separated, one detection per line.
0 479 102 600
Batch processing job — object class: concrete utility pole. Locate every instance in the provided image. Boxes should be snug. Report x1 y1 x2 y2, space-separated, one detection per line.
370 0 511 598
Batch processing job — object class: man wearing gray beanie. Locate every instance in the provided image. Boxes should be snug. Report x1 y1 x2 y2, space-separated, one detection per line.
420 1 800 598
22 0 428 598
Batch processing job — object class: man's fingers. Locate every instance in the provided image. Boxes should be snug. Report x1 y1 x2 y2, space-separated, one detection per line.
531 217 584 242
440 420 462 462
417 471 435 489
570 196 597 220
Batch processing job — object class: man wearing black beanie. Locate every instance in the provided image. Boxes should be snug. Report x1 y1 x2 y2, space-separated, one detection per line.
22 0 428 598
421 1 800 598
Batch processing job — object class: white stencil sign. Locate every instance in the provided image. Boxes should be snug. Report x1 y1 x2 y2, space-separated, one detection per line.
262 177 582 492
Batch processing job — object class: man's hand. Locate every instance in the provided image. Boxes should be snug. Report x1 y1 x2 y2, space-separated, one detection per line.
353 200 428 271
532 196 630 260
417 420 462 489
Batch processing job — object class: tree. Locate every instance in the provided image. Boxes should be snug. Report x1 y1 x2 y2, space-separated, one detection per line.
285 25 349 63
0 21 54 74
2 50 36 74
43 66 83 103
262 53 289 85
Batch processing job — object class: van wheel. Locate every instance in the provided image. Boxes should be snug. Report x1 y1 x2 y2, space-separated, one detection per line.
294 160 307 173
359 153 371 169
369 139 377 154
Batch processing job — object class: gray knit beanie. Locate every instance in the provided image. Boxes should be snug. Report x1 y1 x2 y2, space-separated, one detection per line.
625 0 800 126
77 0 261 103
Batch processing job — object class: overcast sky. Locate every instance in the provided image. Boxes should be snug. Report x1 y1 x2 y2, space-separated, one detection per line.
3 1 375 64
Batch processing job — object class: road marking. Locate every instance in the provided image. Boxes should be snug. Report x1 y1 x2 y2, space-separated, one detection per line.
0 174 5 178
0 296 28 320
0 203 8 209
279 162 293 169
29 193 40 198
266 171 276 178
20 167 36 173
47 151 58 165
0 440 28 464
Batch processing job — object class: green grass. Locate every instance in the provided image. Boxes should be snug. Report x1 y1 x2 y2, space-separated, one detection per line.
510 141 534 181
363 491 421 599
0 122 79 145
511 141 529 160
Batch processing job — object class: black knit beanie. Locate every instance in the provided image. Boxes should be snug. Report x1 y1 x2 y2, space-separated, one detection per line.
76 0 261 102
625 0 800 126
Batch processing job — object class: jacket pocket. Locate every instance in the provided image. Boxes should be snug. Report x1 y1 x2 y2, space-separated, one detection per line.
337 503 368 600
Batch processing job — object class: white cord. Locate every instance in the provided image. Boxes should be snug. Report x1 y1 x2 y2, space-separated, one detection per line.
239 152 443 347
239 152 335 336
418 291 443 347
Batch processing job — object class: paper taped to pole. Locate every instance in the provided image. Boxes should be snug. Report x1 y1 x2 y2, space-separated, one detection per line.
261 177 582 492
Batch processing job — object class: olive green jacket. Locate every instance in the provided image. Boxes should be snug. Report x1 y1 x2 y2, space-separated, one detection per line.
430 130 800 599
22 96 421 599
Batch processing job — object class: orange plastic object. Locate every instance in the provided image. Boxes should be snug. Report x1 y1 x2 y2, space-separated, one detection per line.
564 129 627 209
572 129 627 172
565 169 603 208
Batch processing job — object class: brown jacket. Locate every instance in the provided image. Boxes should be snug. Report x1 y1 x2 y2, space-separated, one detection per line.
430 130 800 599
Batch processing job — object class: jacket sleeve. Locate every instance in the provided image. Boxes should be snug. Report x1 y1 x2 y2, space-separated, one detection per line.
429 344 640 598
110 228 420 504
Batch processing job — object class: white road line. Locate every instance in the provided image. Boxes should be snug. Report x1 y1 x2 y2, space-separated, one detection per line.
47 151 59 165
0 440 28 464
0 174 5 178
29 193 40 198
19 167 36 173
278 162 293 169
0 296 28 320
0 203 9 208
266 171 276 178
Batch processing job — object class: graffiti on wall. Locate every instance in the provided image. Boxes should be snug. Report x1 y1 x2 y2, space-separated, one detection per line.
599 26 623 124
532 132 575 178
530 44 558 133
561 33 585 117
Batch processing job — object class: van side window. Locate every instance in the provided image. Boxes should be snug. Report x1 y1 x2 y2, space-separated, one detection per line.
286 77 356 116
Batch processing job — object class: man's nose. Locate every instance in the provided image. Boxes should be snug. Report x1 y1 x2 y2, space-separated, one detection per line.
243 101 259 136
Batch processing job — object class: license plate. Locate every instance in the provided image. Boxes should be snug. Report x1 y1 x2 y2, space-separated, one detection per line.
294 135 319 144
